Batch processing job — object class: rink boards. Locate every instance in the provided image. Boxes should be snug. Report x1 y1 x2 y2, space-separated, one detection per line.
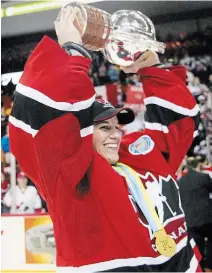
1 214 56 273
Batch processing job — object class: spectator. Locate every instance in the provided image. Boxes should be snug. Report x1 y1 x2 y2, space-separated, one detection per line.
194 139 212 158
3 171 42 214
196 155 212 178
187 77 203 98
209 74 212 91
178 157 212 271
1 149 5 164
1 125 9 153
1 170 9 213
1 106 8 137
92 72 100 86
98 63 107 77
98 63 111 85
186 70 195 85
127 74 140 86
1 171 9 197
197 95 207 114
107 64 119 82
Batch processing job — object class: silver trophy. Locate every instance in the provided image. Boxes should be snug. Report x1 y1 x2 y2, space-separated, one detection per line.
60 2 166 66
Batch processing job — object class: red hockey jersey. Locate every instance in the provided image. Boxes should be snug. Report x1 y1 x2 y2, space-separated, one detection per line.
9 36 201 272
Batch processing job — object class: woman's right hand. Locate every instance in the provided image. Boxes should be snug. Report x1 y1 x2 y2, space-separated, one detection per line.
54 6 85 46
120 50 160 74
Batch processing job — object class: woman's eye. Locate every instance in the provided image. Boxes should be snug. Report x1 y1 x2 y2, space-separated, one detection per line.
115 126 121 132
100 126 109 130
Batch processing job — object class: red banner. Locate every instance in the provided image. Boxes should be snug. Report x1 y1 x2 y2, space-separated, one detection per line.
126 84 145 105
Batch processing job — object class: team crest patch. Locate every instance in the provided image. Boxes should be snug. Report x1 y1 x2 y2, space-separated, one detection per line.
128 135 154 155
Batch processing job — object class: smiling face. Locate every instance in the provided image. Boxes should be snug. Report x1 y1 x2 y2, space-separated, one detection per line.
93 116 122 165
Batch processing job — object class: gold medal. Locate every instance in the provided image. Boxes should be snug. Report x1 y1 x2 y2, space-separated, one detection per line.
155 230 176 257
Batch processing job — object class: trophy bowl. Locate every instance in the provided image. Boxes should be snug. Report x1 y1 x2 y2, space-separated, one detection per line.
102 10 166 67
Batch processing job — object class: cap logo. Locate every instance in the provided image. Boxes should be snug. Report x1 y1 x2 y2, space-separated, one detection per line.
96 99 114 109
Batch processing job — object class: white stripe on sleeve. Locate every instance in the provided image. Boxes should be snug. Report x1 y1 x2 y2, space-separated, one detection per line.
80 126 93 137
9 116 38 137
9 116 93 139
144 97 200 117
16 83 95 112
145 121 169 133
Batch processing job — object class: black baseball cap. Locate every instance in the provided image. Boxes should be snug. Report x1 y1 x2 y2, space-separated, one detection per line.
93 99 135 125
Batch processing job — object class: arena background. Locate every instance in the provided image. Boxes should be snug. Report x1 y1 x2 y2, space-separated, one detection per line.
1 1 212 273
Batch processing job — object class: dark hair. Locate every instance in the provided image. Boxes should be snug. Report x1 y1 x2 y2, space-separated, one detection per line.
75 172 90 196
186 157 198 170
196 155 206 164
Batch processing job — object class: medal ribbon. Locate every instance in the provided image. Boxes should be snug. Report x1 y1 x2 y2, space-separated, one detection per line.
113 162 164 234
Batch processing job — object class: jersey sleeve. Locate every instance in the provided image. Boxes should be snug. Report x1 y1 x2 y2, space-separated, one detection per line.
9 36 95 200
3 190 12 208
32 188 42 210
138 65 200 173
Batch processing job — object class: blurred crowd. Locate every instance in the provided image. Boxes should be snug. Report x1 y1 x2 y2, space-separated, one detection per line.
1 27 212 214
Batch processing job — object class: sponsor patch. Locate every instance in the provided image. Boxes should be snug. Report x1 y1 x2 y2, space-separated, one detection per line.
128 135 154 155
